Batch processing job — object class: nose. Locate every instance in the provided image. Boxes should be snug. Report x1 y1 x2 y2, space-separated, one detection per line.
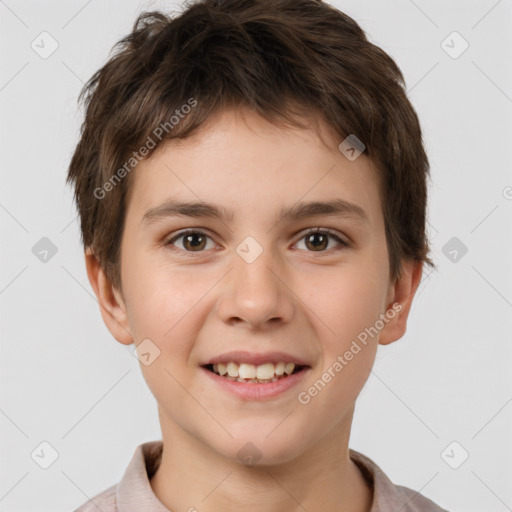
216 242 295 330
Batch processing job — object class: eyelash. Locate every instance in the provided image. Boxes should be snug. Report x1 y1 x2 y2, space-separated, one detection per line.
164 227 350 255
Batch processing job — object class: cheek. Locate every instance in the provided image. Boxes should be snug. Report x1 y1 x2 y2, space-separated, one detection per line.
297 262 385 398
122 251 200 334
123 261 215 373
124 269 209 398
302 263 387 345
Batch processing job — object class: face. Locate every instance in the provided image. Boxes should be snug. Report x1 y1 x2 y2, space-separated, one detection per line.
88 107 422 465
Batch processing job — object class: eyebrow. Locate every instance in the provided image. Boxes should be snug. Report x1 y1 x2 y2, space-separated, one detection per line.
140 198 369 227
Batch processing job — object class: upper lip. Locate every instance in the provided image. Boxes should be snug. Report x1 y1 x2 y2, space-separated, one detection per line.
201 350 311 367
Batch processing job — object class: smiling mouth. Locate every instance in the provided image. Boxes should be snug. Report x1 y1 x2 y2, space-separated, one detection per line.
202 362 309 384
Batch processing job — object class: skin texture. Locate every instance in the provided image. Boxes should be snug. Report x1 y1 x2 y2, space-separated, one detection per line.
86 108 423 512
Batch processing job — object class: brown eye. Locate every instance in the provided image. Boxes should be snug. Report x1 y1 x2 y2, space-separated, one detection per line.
305 232 329 251
182 232 206 251
166 230 214 252
295 228 348 253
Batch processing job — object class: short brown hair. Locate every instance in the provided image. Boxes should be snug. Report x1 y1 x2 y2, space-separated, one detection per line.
66 0 436 295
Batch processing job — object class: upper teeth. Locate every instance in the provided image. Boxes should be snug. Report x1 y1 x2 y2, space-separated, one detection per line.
213 362 296 379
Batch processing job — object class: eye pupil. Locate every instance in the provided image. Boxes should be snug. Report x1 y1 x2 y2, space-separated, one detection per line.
184 233 206 251
306 233 328 251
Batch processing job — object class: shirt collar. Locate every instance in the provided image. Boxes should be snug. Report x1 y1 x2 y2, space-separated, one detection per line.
115 440 431 512
116 441 168 512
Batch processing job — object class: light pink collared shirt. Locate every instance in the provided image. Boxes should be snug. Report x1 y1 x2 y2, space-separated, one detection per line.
73 440 449 512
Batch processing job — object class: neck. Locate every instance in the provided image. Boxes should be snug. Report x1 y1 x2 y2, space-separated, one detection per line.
149 408 373 512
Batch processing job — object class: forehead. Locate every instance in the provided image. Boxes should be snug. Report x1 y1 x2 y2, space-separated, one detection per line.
125 109 382 228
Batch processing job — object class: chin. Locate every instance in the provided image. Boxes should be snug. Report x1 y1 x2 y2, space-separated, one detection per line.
212 430 306 467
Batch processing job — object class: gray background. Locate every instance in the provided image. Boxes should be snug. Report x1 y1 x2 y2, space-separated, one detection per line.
1 0 511 511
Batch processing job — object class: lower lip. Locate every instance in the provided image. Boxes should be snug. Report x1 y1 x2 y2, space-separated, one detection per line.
200 366 310 400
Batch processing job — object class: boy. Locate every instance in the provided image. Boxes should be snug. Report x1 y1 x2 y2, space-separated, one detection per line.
67 0 447 510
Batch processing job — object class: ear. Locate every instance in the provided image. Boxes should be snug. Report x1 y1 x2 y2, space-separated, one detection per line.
379 259 424 346
84 247 134 345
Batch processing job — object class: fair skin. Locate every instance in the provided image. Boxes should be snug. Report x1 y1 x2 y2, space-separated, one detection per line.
86 107 423 512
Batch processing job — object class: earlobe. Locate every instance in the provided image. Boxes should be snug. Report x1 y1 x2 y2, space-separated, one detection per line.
378 259 424 346
84 248 134 345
